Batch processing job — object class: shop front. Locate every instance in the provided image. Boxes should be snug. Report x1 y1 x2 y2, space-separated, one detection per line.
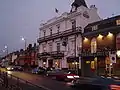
67 56 79 70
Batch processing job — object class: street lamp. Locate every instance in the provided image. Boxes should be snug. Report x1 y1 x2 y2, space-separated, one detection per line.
4 45 8 55
21 37 27 50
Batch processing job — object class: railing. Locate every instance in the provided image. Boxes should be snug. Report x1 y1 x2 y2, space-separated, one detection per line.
37 27 82 43
0 70 45 90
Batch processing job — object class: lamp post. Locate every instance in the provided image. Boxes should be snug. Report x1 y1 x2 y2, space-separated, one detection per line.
21 37 27 50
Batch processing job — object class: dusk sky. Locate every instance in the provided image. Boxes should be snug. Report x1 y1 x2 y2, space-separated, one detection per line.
0 0 120 54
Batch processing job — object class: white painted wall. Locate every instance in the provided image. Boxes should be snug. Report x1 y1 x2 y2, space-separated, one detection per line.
38 4 101 68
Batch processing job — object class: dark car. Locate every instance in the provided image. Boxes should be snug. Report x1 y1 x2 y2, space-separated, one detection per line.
70 76 120 90
6 66 14 71
32 67 46 74
14 66 23 71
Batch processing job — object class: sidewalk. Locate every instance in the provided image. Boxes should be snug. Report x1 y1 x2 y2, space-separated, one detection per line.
0 85 7 90
0 73 46 90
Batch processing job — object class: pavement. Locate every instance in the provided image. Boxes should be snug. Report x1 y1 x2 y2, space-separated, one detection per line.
0 68 74 90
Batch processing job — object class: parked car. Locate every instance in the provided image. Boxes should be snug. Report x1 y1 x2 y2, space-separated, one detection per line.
13 66 23 71
70 76 120 90
32 67 46 74
46 69 79 81
6 66 14 71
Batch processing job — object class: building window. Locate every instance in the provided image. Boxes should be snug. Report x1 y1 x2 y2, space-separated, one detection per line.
42 44 46 52
92 25 98 31
91 38 97 53
43 30 46 37
116 19 120 25
50 28 52 35
71 20 76 30
56 24 60 33
57 43 60 52
48 42 53 52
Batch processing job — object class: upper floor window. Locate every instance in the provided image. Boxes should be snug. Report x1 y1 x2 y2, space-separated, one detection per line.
50 28 52 35
43 30 46 37
57 43 60 52
92 25 98 31
116 19 120 25
56 24 60 33
48 42 53 52
42 44 46 52
71 20 76 30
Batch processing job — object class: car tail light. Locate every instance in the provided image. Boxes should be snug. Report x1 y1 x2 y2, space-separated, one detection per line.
67 76 74 79
110 85 120 90
74 75 79 78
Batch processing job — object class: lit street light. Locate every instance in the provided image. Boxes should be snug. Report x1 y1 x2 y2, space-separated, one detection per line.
4 45 8 55
21 37 27 50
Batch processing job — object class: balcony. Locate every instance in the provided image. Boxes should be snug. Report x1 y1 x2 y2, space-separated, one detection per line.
37 27 82 43
37 51 64 59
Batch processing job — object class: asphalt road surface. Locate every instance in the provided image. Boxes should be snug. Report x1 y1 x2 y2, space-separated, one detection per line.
0 68 74 90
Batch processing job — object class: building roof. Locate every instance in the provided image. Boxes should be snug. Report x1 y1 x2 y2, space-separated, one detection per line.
85 15 120 28
71 0 88 8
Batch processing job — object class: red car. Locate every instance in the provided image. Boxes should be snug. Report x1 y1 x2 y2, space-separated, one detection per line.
54 71 79 81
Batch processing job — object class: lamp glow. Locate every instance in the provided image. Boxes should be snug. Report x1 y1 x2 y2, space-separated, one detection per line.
98 34 103 39
117 50 120 57
84 37 88 42
108 32 113 37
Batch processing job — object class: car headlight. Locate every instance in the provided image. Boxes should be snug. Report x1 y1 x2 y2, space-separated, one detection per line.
74 75 79 78
7 68 10 70
67 76 74 79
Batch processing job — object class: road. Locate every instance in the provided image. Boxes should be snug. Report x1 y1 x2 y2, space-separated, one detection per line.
0 68 74 90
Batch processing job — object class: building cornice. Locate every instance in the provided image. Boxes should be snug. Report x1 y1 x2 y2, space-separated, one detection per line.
39 11 82 30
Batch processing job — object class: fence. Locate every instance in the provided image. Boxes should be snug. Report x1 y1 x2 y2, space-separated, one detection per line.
0 69 45 90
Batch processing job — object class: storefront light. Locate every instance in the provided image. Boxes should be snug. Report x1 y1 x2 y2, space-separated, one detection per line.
97 34 103 39
75 62 78 64
117 50 120 57
84 37 88 42
108 32 113 37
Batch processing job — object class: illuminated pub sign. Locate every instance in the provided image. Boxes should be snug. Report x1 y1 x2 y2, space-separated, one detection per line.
116 34 120 50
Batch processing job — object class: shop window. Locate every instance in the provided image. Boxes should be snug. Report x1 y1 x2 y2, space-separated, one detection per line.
91 38 97 53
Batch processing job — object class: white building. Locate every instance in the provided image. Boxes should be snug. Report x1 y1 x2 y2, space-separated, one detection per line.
37 0 101 70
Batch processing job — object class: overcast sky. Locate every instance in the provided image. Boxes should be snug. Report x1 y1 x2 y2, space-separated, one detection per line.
0 0 120 54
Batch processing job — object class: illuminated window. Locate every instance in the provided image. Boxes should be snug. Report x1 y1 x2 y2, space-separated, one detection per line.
91 38 97 53
116 19 120 25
